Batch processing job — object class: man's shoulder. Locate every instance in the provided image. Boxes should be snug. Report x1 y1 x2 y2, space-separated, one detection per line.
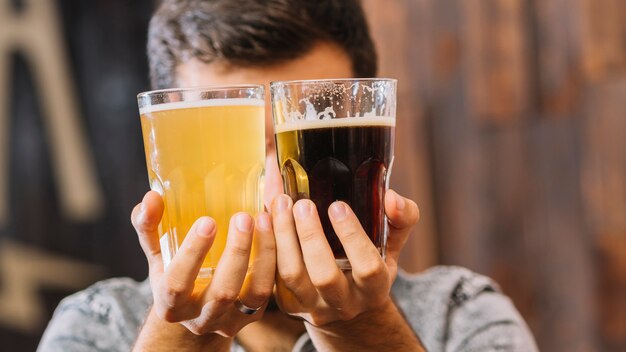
392 265 535 351
392 265 499 305
38 277 152 352
58 277 152 313
391 265 500 334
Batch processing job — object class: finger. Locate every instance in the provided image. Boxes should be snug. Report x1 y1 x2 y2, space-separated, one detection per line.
207 213 254 310
160 217 217 306
271 195 316 306
131 191 164 270
384 189 420 259
328 201 388 286
239 212 276 309
293 199 349 308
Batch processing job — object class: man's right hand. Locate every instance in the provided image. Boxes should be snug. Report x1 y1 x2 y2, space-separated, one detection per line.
130 191 276 350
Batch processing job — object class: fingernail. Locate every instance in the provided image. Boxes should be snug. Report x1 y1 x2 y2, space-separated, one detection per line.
329 202 347 221
197 218 216 237
276 195 291 212
257 213 272 231
395 192 406 211
236 213 254 233
293 200 312 220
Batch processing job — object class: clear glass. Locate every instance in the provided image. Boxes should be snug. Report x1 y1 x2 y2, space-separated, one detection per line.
271 78 397 270
138 85 265 278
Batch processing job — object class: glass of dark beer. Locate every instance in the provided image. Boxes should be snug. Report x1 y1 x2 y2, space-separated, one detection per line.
271 78 397 270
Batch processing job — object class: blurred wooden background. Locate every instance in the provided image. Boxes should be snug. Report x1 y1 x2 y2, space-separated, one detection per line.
0 1 151 350
1 0 624 351
363 0 626 351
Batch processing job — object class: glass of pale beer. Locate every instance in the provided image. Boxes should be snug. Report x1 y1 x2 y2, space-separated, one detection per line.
271 78 396 270
137 86 265 278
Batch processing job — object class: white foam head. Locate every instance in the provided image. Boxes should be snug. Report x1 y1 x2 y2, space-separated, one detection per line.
139 98 264 115
274 116 395 134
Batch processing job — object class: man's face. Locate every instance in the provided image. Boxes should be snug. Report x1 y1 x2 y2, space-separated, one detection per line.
175 42 354 155
175 42 354 204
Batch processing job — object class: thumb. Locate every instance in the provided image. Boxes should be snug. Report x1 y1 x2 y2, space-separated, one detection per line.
384 189 419 259
131 191 165 268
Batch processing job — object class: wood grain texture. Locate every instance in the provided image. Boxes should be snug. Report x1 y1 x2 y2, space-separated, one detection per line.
579 0 625 81
0 0 153 349
532 0 583 116
364 0 626 350
362 0 438 272
582 81 626 352
461 0 531 122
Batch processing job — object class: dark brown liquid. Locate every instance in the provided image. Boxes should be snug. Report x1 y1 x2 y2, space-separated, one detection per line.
275 124 394 259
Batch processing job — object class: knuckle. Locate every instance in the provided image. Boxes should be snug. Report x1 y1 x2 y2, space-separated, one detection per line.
311 272 342 292
279 268 305 288
183 241 206 258
338 307 360 321
339 228 362 241
212 288 239 305
131 219 146 235
270 197 282 214
227 241 251 258
160 278 189 305
356 261 387 282
131 208 158 234
408 200 420 224
248 287 273 305
261 237 277 252
298 229 319 243
130 207 140 228
276 212 296 230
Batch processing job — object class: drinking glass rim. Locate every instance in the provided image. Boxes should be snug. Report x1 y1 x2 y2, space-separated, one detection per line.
269 77 396 87
137 84 265 99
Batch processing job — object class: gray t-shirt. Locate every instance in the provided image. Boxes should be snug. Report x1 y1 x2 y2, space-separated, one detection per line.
38 266 537 351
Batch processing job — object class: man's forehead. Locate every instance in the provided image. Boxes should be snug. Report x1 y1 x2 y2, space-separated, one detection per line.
174 42 354 88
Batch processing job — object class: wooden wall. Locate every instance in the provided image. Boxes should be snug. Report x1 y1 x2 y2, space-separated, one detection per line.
0 1 152 350
363 0 626 351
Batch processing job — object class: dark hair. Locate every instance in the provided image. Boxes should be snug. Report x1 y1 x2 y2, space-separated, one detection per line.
147 0 377 89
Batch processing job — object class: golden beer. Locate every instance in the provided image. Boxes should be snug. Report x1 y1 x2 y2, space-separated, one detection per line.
139 93 265 277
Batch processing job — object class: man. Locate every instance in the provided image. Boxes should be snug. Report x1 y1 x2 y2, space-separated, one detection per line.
39 0 537 351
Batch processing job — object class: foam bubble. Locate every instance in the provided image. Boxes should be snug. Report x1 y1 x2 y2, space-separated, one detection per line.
275 116 395 133
140 98 264 115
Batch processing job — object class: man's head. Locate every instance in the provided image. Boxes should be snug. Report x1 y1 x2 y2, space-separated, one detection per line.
140 0 390 315
146 0 378 205
147 0 377 89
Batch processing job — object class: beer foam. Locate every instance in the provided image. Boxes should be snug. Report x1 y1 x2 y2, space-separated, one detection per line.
139 98 264 115
274 116 395 133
